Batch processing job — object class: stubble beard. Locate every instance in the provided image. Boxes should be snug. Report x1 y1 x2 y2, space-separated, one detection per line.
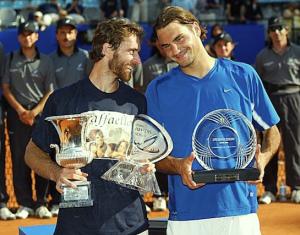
109 52 132 82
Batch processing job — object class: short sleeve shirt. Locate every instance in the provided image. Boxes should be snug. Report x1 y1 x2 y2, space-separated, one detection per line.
50 48 92 89
2 50 55 106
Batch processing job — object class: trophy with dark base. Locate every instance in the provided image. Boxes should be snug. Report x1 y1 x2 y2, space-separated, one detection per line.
192 109 259 183
101 114 173 195
46 113 94 208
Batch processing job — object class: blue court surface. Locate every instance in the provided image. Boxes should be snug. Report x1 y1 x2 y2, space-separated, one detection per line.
19 224 56 235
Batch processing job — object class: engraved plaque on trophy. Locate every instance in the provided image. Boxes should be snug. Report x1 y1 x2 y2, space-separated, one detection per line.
192 109 259 183
46 113 94 208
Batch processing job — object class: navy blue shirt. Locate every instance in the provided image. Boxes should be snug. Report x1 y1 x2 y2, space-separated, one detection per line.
32 78 148 235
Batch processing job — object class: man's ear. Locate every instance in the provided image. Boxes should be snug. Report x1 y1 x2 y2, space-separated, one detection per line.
102 43 114 58
192 22 201 37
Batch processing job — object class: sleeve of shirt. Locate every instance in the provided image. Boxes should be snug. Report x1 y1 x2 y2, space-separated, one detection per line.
249 67 280 131
32 92 59 156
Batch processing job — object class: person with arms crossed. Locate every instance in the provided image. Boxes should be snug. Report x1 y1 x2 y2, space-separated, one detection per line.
255 16 300 204
2 21 55 219
146 6 281 235
25 18 151 235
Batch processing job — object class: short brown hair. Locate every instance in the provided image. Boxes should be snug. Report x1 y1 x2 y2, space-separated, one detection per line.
153 6 207 41
89 18 144 63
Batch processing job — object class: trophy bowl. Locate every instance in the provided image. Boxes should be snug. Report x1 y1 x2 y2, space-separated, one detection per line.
192 109 259 183
46 113 95 208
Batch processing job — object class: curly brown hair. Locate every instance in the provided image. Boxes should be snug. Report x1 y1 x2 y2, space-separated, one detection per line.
89 18 144 63
153 6 207 41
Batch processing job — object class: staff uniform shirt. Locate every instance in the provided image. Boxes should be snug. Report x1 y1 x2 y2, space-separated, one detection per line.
32 78 148 235
2 49 55 106
142 53 177 93
50 47 92 89
146 58 280 221
255 43 300 87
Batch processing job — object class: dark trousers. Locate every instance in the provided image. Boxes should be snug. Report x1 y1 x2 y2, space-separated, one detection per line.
6 105 48 209
0 98 9 208
263 92 300 194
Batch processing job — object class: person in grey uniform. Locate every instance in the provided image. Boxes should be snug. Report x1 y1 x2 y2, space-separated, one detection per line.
142 38 177 93
1 21 55 219
0 42 16 220
50 18 92 89
48 18 92 216
255 16 300 204
134 34 177 94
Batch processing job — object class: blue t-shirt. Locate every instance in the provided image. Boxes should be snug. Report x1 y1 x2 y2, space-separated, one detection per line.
32 78 148 235
146 58 280 221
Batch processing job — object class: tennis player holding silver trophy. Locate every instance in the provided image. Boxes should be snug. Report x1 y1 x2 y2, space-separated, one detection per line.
192 109 260 183
46 113 95 208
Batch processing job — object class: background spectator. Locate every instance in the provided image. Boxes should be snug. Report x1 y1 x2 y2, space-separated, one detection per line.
38 0 67 26
65 0 85 24
130 0 148 23
255 16 300 205
171 0 197 13
245 0 263 22
205 23 224 57
135 35 177 93
28 11 48 31
225 0 246 24
212 32 236 59
101 0 129 19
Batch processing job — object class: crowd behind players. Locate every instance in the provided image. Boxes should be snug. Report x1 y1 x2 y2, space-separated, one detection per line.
0 0 299 221
2 0 300 27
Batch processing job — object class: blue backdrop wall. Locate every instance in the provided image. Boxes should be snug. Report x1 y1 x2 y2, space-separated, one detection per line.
0 23 266 65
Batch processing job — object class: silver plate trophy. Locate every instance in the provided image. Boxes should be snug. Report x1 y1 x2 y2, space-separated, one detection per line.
46 113 94 208
192 109 259 183
101 114 173 195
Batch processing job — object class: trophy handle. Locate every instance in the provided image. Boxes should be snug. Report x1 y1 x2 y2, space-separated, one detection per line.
50 144 60 154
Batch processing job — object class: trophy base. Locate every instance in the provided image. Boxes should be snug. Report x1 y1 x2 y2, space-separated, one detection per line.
60 181 93 208
102 161 162 195
192 168 260 183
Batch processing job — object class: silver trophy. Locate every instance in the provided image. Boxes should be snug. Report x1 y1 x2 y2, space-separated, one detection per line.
192 109 259 183
46 113 94 208
101 114 173 195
